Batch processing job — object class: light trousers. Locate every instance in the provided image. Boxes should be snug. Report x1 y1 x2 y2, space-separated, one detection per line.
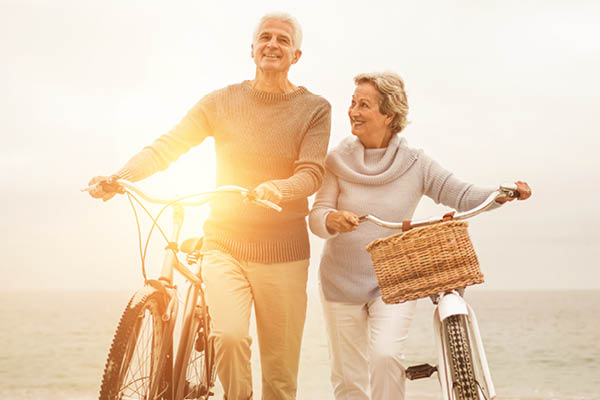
201 250 309 400
320 288 417 400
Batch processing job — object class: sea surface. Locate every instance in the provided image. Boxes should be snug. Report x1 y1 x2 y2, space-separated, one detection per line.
1 289 599 399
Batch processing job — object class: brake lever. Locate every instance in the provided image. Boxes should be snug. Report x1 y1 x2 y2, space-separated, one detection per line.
499 183 521 199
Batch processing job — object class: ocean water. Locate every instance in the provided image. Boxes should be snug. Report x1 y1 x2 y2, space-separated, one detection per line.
1 289 599 399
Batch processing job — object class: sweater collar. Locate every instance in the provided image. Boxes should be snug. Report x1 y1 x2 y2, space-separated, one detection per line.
325 134 419 185
241 80 308 102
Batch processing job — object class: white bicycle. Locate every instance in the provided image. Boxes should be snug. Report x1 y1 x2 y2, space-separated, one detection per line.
360 184 523 400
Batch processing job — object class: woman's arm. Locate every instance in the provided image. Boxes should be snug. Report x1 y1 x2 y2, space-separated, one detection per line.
422 154 499 212
308 168 341 239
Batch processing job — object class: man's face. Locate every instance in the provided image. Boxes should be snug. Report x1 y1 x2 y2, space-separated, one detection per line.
251 19 302 73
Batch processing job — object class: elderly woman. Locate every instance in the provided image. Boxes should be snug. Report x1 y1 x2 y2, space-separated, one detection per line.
89 12 331 400
309 72 530 399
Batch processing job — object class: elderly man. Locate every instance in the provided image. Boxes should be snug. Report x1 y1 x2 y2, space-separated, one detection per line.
88 12 331 400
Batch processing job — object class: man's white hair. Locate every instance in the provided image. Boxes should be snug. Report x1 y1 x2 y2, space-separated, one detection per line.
253 12 303 51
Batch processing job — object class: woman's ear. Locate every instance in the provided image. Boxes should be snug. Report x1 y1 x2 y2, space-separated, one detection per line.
385 112 396 126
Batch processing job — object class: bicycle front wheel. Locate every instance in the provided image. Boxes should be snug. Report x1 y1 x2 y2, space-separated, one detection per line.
443 314 479 400
99 288 170 400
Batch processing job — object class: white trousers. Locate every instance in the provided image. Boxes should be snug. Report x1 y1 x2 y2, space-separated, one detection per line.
320 288 417 400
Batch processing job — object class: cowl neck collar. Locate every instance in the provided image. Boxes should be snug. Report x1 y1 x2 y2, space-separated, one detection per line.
325 134 419 185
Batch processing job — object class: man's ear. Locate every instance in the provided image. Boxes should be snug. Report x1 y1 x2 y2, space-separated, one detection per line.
292 49 302 64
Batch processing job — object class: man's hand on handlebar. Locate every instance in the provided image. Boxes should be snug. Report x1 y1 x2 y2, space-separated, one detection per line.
496 180 532 204
87 174 123 202
326 210 360 234
251 181 283 205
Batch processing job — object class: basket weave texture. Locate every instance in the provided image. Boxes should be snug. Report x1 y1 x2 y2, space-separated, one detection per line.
365 221 484 304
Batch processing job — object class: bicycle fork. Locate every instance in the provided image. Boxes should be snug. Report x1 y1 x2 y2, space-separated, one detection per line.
433 291 496 400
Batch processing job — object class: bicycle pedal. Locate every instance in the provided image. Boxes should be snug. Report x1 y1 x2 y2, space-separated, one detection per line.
406 363 437 380
185 382 209 398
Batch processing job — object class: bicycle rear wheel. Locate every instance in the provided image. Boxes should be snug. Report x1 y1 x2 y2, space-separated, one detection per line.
173 298 216 399
99 288 170 400
443 314 479 400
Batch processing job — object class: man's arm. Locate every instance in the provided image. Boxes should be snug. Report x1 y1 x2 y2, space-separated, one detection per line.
270 101 332 202
88 94 215 201
116 95 216 182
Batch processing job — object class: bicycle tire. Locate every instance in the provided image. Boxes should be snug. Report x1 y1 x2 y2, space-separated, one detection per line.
444 314 479 400
99 288 170 400
173 301 216 399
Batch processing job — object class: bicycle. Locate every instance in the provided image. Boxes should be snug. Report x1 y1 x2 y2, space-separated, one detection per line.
359 184 523 400
83 179 280 400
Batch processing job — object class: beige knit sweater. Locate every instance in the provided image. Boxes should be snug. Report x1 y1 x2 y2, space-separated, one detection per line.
117 81 331 263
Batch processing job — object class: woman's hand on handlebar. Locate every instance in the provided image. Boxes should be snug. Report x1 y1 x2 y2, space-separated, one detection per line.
496 180 532 204
326 210 360 234
87 174 122 202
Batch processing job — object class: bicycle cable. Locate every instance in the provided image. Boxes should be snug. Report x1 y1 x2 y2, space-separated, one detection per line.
124 191 171 283
123 189 236 283
126 192 147 282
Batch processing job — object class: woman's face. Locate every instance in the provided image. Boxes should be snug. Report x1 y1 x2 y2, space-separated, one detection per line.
348 82 394 148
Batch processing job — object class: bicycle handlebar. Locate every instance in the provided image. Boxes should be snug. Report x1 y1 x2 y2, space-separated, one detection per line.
82 179 283 212
358 184 519 231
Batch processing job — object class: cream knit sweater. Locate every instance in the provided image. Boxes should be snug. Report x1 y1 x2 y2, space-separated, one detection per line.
309 135 498 303
117 81 331 263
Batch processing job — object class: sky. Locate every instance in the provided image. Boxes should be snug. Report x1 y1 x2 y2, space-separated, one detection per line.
1 0 599 291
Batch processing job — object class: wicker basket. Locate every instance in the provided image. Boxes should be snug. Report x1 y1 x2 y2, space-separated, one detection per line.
365 220 484 304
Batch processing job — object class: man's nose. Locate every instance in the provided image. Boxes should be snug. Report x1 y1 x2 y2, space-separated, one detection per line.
266 37 279 48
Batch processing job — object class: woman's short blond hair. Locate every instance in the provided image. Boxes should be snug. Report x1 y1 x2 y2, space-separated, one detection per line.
253 12 303 51
354 72 409 134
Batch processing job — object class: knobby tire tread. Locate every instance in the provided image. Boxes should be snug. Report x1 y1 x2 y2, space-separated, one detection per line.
99 289 169 400
445 314 479 400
